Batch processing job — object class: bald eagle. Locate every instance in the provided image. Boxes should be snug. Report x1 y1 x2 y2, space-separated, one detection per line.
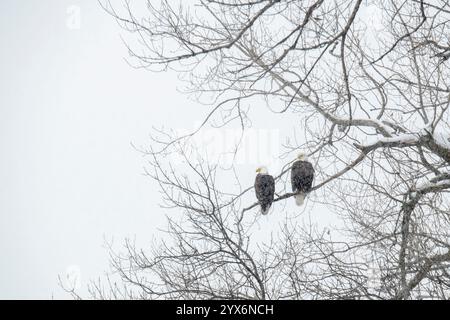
254 167 275 215
291 153 315 206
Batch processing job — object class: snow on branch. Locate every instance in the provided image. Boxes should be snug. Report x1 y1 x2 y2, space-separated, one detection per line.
354 126 450 165
434 130 450 150
354 133 420 151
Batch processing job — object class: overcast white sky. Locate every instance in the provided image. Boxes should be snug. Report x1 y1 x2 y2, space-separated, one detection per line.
0 0 342 299
0 0 206 299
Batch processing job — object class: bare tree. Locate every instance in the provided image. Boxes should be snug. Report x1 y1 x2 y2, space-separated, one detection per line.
86 0 450 300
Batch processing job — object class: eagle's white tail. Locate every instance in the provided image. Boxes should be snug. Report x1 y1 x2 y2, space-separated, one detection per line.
295 193 305 206
261 205 271 215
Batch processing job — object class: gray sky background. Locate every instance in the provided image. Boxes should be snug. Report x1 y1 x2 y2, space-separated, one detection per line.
0 0 341 299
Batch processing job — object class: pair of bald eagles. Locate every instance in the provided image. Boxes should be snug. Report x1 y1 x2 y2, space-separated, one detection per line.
255 153 314 215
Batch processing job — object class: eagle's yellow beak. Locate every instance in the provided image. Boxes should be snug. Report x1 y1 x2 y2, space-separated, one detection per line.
256 167 261 173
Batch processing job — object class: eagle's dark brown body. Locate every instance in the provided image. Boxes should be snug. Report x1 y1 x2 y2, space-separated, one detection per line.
254 173 275 215
291 160 315 205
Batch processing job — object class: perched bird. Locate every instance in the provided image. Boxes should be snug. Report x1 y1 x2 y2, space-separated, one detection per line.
291 153 315 206
254 166 275 215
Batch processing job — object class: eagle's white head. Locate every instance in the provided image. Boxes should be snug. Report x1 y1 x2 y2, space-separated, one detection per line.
256 166 268 174
297 152 308 161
